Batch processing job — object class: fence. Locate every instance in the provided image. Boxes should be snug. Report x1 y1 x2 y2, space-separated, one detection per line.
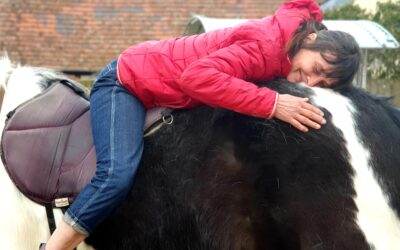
367 78 400 106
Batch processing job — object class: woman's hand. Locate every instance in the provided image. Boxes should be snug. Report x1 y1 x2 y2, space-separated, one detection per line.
273 94 326 132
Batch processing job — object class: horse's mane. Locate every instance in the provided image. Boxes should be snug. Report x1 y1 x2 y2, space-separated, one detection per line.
0 55 85 93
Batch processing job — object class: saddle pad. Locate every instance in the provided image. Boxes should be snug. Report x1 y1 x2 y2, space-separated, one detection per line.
1 81 173 207
1 82 96 206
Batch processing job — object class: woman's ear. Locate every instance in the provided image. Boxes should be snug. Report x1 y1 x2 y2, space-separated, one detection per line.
305 33 317 43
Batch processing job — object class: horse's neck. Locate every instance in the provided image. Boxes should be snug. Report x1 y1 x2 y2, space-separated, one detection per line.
0 67 43 134
0 68 51 248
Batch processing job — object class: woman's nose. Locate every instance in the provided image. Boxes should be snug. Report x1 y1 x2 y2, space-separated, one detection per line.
306 76 321 87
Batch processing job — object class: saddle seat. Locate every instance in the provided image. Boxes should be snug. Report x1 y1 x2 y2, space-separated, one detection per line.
1 81 171 207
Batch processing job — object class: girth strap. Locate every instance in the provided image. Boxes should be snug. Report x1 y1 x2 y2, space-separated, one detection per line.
45 205 56 235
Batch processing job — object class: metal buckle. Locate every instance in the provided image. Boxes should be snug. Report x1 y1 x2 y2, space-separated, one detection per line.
162 114 173 125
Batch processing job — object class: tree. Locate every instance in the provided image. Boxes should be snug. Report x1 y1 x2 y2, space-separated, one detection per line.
324 4 370 20
324 1 400 80
369 1 400 79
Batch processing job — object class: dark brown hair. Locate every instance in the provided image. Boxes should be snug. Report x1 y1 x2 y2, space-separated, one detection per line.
286 20 361 88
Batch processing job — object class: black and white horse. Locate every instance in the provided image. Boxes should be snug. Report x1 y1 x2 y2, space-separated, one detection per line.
1 55 399 249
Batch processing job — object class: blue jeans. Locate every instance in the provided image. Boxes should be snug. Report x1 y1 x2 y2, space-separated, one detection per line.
64 60 146 236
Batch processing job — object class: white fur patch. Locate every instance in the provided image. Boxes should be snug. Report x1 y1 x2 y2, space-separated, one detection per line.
0 54 14 91
310 86 400 250
0 56 93 250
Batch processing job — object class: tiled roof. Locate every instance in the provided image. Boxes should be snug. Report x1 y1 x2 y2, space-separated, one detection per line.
1 0 322 72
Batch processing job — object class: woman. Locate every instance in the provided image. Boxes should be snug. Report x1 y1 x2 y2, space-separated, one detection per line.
43 0 360 249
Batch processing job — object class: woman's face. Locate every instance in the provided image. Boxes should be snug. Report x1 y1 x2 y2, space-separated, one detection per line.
286 34 335 88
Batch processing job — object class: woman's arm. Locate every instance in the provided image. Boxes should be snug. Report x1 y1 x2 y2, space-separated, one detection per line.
179 40 277 118
179 40 325 131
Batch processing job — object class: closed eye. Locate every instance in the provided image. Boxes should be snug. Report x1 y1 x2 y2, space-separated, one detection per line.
313 65 322 75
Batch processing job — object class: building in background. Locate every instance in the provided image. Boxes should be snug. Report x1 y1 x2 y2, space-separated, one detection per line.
4 0 327 77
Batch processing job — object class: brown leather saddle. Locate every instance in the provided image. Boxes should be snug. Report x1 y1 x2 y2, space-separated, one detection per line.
1 80 172 208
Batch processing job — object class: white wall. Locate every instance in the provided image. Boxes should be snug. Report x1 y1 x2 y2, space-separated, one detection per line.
353 0 389 13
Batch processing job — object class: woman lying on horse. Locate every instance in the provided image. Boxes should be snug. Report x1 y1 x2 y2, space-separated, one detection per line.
43 0 360 249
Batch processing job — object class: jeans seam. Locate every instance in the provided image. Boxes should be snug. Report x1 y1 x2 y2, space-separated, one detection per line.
101 62 114 76
74 85 117 226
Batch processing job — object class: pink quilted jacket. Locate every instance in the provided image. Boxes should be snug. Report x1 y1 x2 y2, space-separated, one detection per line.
117 0 323 118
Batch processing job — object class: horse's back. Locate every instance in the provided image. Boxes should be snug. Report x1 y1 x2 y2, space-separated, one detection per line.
87 82 400 250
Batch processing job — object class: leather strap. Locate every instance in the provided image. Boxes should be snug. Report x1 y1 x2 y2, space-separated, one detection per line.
45 205 56 235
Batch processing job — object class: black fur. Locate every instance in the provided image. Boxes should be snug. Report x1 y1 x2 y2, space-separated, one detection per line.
342 87 400 218
86 80 400 250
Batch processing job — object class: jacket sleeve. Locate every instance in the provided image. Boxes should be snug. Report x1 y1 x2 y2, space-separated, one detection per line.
178 40 278 119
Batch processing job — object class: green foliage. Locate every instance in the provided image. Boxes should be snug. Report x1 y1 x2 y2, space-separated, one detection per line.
80 79 94 89
324 4 370 20
369 1 400 79
323 1 400 80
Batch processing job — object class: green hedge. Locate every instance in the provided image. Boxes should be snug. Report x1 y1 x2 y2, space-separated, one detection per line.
324 1 400 81
80 79 94 89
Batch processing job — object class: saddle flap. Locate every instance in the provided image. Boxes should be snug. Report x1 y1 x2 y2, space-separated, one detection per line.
1 82 96 206
1 81 173 207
